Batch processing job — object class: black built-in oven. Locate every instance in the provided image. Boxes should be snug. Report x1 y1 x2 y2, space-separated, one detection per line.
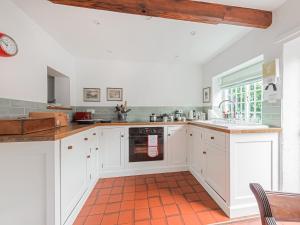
129 127 164 162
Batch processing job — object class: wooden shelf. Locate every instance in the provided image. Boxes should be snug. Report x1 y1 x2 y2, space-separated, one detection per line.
47 105 73 111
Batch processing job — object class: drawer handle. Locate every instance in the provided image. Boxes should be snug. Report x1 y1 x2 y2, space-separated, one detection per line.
168 134 171 136
190 134 193 137
96 147 99 151
87 155 91 159
121 135 124 138
203 151 207 154
84 138 88 141
93 133 96 136
210 136 214 140
68 146 73 150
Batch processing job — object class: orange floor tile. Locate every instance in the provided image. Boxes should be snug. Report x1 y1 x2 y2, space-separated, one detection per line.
73 171 232 225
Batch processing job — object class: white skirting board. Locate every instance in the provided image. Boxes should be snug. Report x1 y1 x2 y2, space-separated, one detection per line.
189 167 259 218
99 165 188 178
64 178 98 225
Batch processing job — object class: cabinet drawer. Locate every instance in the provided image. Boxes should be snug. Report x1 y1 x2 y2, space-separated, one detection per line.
204 129 226 149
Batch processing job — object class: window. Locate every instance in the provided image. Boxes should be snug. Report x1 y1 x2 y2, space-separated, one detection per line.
222 80 263 123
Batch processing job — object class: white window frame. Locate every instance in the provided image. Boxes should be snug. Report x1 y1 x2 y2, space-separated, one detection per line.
221 80 263 123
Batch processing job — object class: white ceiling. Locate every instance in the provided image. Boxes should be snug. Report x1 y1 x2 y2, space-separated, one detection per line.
12 0 287 64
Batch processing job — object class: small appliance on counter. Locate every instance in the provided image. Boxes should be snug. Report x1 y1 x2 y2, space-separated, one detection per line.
74 112 111 124
174 109 183 121
74 112 92 121
149 114 164 122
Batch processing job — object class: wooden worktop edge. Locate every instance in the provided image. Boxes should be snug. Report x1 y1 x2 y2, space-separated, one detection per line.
0 121 281 143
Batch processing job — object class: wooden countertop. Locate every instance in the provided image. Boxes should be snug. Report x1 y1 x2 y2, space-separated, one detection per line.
0 121 281 143
189 121 282 134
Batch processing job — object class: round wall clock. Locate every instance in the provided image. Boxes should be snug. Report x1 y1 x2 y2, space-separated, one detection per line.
0 33 18 57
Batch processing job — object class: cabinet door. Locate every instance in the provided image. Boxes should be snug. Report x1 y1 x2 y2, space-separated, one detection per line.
61 133 87 224
101 128 125 171
89 129 100 182
167 126 187 166
190 127 205 177
205 145 226 200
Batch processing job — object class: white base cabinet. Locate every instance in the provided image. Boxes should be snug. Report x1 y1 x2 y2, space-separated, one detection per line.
167 126 187 167
60 131 88 225
188 126 279 218
99 127 125 174
0 124 280 225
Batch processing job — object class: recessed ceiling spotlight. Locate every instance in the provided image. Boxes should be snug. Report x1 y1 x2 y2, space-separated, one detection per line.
190 31 196 36
93 19 101 25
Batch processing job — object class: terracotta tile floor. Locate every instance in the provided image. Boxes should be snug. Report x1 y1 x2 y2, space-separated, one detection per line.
73 171 240 225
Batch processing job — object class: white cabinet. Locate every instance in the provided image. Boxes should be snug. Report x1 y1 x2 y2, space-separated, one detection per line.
60 131 88 225
205 145 226 200
88 128 100 183
167 126 187 166
203 129 227 200
100 127 125 172
189 127 206 177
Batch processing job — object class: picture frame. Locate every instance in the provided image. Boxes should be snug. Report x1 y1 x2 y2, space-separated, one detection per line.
83 88 101 102
203 87 211 103
107 88 123 101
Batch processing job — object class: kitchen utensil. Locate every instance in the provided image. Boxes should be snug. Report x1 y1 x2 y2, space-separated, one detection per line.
188 110 194 120
163 116 168 123
150 114 157 122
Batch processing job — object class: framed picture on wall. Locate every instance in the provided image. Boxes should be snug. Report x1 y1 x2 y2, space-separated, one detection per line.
203 87 211 103
83 88 101 102
107 88 123 101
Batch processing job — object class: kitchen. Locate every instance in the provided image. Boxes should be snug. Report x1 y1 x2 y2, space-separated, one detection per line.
0 1 299 225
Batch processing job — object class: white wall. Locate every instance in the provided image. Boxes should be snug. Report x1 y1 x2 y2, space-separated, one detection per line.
75 59 202 107
0 0 76 104
201 0 300 192
282 37 300 193
202 0 300 107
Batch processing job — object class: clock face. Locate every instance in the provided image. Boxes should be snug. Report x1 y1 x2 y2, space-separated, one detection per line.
0 34 18 56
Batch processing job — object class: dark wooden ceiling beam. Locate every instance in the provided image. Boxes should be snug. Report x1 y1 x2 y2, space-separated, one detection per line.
48 0 272 29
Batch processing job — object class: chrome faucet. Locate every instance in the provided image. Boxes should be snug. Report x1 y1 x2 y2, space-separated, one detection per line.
218 100 236 119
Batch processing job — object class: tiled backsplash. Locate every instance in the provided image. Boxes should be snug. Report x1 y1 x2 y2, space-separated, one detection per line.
74 106 203 122
0 97 281 126
0 98 204 122
262 101 281 127
0 98 74 119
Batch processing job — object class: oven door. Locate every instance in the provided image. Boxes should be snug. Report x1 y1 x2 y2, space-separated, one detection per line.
129 135 164 162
